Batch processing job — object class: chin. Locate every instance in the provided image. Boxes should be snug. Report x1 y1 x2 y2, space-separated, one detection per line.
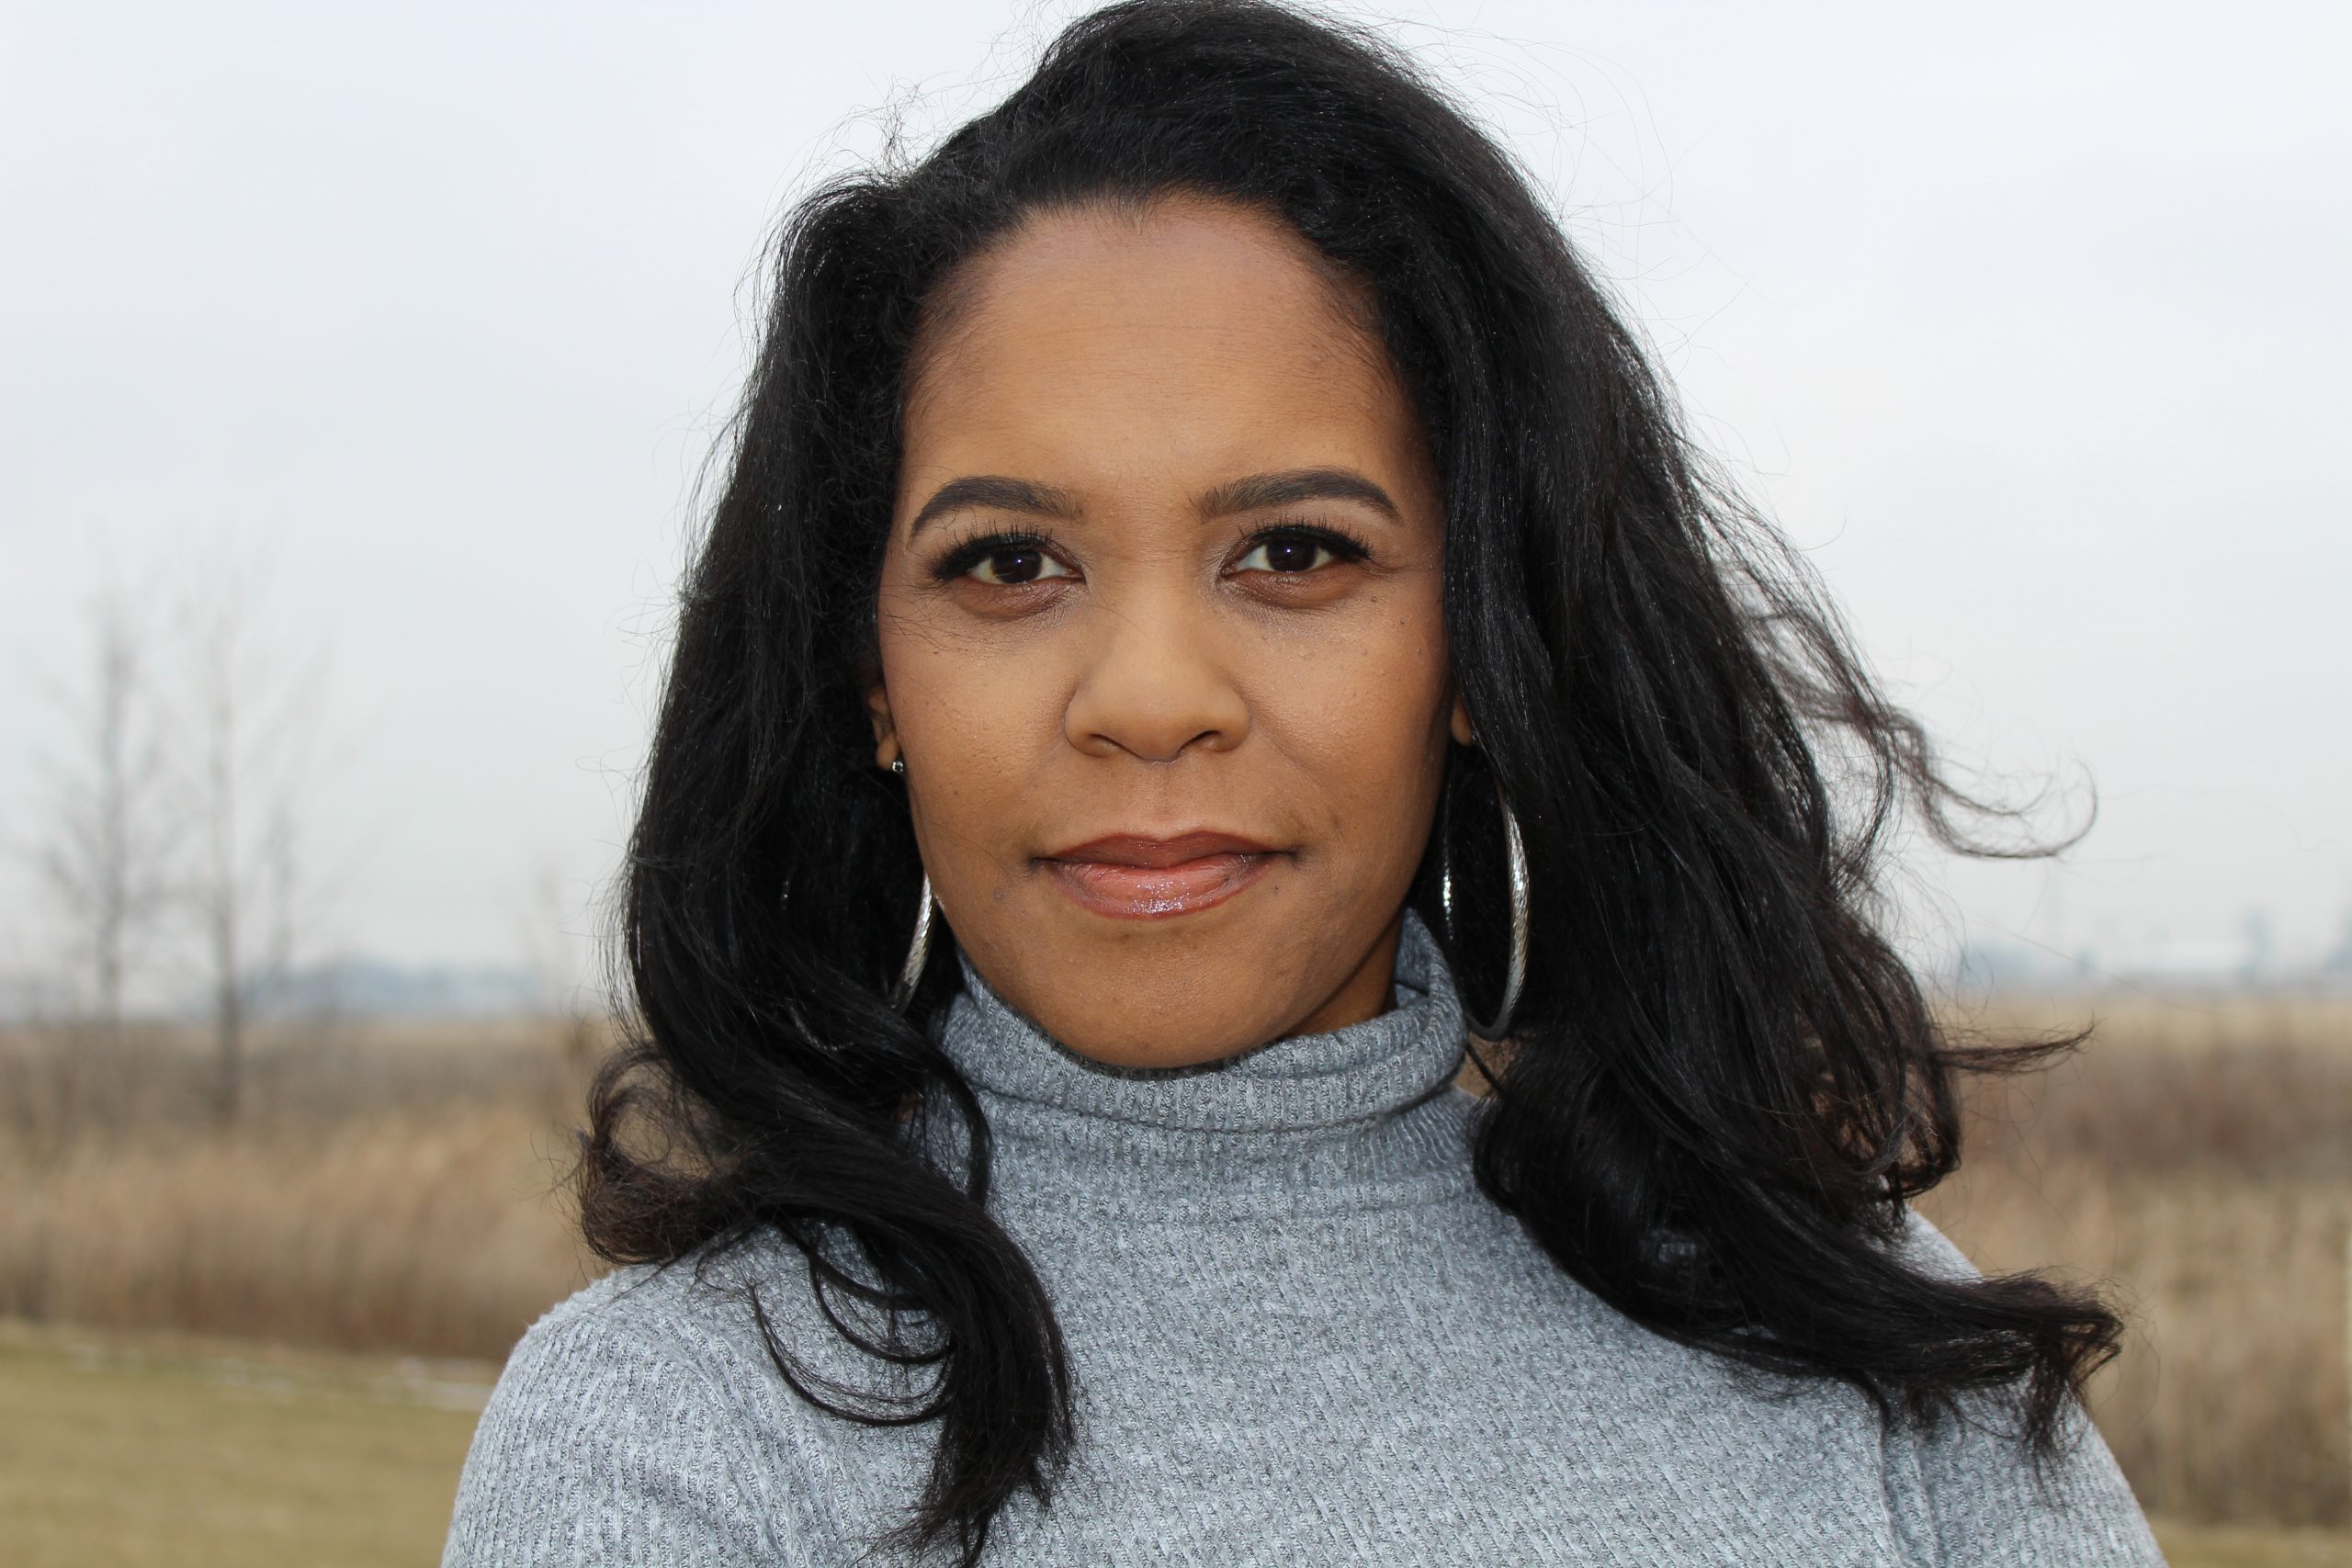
1025 979 1288 1069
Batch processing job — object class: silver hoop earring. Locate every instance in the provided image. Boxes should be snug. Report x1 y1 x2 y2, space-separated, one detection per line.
883 756 930 1009
890 870 934 1011
1440 773 1530 1042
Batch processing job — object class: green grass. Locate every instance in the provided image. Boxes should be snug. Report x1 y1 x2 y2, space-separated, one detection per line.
0 1318 494 1568
2 1317 2345 1567
2153 1521 2352 1568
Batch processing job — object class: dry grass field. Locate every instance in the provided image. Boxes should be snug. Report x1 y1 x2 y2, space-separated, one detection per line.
1 988 2346 1560
0 1015 605 1360
1914 991 2352 1529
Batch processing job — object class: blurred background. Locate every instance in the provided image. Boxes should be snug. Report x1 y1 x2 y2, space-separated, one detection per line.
3 2 2345 1563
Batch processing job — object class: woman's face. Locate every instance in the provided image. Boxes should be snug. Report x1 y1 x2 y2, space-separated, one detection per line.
868 193 1470 1069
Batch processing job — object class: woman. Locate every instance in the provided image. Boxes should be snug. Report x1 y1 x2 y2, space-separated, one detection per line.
443 2 2165 1563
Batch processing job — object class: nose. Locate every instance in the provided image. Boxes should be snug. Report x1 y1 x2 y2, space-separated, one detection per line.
1063 584 1250 763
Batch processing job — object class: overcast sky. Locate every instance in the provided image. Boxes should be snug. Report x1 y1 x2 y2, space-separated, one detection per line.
4 0 2345 999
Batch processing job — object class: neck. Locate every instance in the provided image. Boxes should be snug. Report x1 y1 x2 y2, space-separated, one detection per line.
920 906 1476 1224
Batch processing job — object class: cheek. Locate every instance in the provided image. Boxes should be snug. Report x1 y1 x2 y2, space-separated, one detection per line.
1249 587 1453 829
875 592 1062 870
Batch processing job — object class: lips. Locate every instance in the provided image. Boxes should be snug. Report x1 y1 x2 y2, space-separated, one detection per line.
1041 830 1283 920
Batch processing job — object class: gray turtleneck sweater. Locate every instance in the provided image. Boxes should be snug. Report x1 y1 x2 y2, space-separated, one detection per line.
441 909 2165 1565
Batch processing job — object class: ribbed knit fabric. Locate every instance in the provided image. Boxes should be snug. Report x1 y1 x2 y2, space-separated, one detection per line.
441 908 2167 1565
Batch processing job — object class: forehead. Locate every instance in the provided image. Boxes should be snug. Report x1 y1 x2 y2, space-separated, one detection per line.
899 196 1424 494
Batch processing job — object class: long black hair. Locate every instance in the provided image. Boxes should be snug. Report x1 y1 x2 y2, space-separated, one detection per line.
577 3 2123 1562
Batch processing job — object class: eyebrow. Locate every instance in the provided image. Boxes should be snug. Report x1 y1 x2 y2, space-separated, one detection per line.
906 475 1082 537
1197 468 1402 524
905 466 1402 539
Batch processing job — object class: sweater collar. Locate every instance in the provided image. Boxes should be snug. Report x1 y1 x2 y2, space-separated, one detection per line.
937 905 1466 1135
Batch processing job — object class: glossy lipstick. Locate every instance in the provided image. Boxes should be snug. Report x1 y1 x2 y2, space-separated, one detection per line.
1041 830 1282 921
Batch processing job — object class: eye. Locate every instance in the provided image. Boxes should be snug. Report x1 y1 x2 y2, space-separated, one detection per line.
1232 525 1369 576
934 532 1078 587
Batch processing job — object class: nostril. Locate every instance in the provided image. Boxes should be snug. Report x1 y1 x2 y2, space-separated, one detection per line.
1064 646 1250 762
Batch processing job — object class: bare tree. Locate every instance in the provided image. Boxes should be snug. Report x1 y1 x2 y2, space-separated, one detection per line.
163 533 337 1125
13 555 180 1131
513 852 607 1104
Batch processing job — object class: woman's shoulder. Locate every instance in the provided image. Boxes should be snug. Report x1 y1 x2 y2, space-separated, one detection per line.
440 1229 840 1567
1871 1204 2169 1565
511 1237 778 1360
1884 1202 1983 1284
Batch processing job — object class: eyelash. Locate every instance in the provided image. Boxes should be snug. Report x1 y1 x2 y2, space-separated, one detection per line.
927 521 1374 588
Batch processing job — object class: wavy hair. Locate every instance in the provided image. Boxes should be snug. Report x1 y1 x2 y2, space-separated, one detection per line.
575 3 2123 1561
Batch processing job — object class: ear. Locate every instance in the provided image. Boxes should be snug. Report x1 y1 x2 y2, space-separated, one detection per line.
865 672 899 769
1448 682 1476 748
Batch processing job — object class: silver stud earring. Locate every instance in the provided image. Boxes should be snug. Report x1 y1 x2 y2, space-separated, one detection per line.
1440 772 1530 1043
890 757 905 776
